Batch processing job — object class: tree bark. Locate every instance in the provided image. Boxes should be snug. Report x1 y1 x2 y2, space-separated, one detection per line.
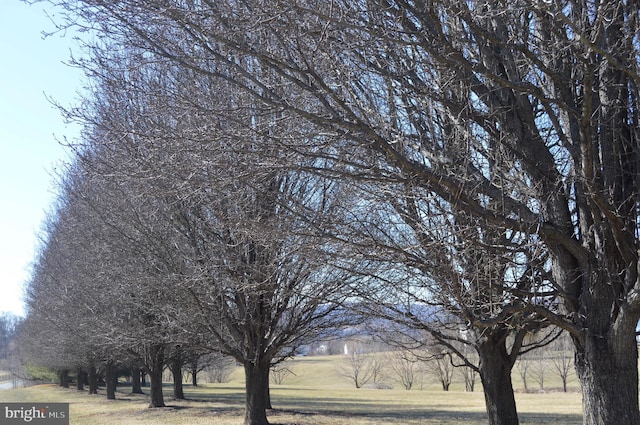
148 345 166 408
477 337 519 425
88 365 98 395
76 368 84 391
131 367 143 394
550 232 640 424
170 356 185 400
574 314 640 425
265 377 272 410
105 361 117 400
243 361 271 425
191 370 198 387
58 369 70 388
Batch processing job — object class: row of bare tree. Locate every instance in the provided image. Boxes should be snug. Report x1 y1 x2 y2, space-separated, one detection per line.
20 23 357 425
22 1 640 425
332 333 574 393
0 314 23 387
336 347 464 391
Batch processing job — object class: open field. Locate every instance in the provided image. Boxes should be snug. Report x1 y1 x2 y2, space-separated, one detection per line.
0 356 582 425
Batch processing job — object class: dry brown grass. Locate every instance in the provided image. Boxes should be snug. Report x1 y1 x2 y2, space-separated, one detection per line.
0 383 582 424
0 355 582 425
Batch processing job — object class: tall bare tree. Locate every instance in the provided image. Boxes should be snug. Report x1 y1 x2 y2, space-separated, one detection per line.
21 193 110 392
549 331 575 393
340 177 555 424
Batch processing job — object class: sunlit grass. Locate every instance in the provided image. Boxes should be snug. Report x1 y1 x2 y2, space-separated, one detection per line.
0 383 582 425
0 355 582 425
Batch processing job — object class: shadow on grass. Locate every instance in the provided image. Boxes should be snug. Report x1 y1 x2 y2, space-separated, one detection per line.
22 382 584 424
268 409 582 425
68 383 581 425
270 395 581 424
177 385 582 425
182 385 245 403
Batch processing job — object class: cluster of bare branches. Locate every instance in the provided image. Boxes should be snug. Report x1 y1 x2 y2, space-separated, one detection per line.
21 32 355 424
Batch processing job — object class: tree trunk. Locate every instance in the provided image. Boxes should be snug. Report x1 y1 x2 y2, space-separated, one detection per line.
88 365 98 395
76 368 84 391
553 240 640 424
521 373 528 393
59 369 70 388
105 361 117 400
191 370 198 387
266 378 272 410
148 345 166 408
131 367 143 394
477 338 519 425
170 356 185 400
243 361 271 425
574 317 640 425
463 368 476 392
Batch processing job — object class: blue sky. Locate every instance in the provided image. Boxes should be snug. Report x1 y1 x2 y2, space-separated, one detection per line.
0 1 83 316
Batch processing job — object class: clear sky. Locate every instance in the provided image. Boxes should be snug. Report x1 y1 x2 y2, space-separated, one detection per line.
0 1 83 317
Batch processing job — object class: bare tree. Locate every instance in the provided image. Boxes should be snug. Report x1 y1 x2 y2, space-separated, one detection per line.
336 350 377 389
549 332 575 393
167 346 186 400
203 353 236 384
270 362 296 386
455 341 478 392
529 354 547 393
426 352 455 392
20 195 120 397
343 198 556 422
21 122 201 406
388 350 421 390
183 347 221 387
515 357 532 394
461 365 478 393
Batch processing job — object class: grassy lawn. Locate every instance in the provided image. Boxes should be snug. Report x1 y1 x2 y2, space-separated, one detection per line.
0 356 582 425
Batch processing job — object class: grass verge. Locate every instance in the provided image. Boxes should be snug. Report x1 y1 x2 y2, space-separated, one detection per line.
0 381 582 425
